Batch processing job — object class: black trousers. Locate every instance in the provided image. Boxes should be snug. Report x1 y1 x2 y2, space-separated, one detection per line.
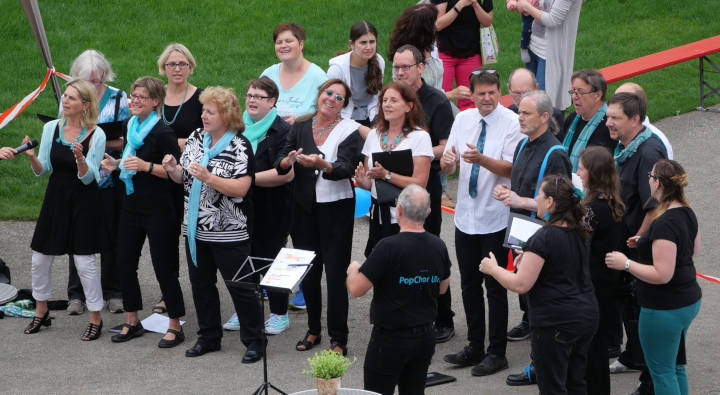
117 209 185 318
456 228 508 356
253 234 289 315
186 239 263 347
425 170 454 329
291 198 354 344
68 185 122 300
585 289 613 395
364 324 435 395
533 325 595 395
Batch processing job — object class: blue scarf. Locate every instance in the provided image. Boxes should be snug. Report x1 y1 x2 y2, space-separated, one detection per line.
119 112 159 195
242 108 277 153
614 127 653 166
563 103 607 172
187 130 236 266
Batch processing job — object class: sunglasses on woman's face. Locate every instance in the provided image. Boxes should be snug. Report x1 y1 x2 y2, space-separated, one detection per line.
325 89 345 102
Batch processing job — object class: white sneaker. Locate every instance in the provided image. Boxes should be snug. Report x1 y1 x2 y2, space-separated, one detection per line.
609 359 637 374
223 313 240 331
264 313 289 335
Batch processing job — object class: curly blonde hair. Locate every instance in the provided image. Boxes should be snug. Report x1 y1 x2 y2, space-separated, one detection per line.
199 86 245 133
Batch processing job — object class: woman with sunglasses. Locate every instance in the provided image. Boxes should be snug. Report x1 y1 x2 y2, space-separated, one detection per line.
606 160 701 395
480 175 598 394
101 76 185 348
276 79 363 356
327 20 384 128
355 82 432 256
261 23 328 126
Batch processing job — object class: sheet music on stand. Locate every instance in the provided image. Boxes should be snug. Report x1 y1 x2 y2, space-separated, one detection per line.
259 248 315 293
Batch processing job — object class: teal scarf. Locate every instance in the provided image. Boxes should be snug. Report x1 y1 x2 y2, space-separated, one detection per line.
119 112 159 195
614 127 653 166
242 108 277 153
562 103 607 172
187 130 236 266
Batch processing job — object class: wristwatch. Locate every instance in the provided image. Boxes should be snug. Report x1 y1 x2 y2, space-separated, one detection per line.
624 260 631 271
384 171 392 181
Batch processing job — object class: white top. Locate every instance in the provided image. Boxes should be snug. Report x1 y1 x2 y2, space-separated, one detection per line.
327 52 385 121
361 128 434 224
643 116 673 160
316 118 360 203
444 105 524 235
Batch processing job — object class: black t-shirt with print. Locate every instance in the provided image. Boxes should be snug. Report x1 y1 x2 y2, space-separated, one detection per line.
431 0 494 58
360 231 451 330
636 207 701 310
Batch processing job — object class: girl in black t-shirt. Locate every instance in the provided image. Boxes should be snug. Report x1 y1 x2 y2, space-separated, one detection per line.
606 160 701 395
480 175 598 394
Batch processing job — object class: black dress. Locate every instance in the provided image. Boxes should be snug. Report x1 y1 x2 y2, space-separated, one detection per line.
31 125 108 255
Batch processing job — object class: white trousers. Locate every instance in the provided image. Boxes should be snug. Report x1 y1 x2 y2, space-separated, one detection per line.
31 251 104 312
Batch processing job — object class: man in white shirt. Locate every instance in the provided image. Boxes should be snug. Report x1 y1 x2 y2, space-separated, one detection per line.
615 82 673 159
440 67 524 377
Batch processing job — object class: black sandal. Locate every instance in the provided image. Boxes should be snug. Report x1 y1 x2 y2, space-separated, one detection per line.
24 311 51 334
152 300 167 314
158 328 185 348
330 339 348 356
110 322 144 343
81 321 103 341
295 331 321 351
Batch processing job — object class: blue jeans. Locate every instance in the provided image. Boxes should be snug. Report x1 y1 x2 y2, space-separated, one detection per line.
639 299 701 395
527 49 546 91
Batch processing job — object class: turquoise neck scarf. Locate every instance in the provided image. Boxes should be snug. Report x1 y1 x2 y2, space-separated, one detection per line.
187 130 236 266
242 108 276 153
563 103 607 172
614 126 653 166
119 112 159 195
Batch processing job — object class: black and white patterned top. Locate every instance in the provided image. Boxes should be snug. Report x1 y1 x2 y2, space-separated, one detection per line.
180 128 254 243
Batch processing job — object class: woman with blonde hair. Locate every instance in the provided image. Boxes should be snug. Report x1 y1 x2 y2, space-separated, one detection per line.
22 79 108 341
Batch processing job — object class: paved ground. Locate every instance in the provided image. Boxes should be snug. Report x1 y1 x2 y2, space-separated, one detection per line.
1 110 719 394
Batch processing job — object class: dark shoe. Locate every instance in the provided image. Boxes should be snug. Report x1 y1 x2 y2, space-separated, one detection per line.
158 328 185 348
507 320 531 341
152 300 167 314
80 320 103 341
506 363 536 386
443 344 485 367
111 322 144 343
185 341 221 357
24 311 51 334
242 342 264 364
471 354 509 376
295 331 321 352
434 326 455 343
330 339 348 356
608 345 621 358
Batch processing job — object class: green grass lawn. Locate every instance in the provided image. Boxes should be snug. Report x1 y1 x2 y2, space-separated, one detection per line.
1 0 718 219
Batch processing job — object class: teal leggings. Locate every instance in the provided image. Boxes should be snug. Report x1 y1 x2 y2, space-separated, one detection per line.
639 299 701 395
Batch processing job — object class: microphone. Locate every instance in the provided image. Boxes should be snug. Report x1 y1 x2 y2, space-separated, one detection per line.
14 139 39 155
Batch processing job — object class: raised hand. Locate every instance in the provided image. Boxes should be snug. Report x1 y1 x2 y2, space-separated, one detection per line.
101 153 119 172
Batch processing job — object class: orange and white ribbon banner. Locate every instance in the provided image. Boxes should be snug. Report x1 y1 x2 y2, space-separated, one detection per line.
0 68 71 130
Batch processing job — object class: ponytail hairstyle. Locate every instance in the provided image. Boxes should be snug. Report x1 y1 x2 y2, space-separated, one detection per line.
651 159 690 218
540 175 591 241
579 146 625 222
349 20 383 96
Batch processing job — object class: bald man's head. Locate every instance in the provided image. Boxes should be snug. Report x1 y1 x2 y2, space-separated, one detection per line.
508 68 538 106
616 82 647 110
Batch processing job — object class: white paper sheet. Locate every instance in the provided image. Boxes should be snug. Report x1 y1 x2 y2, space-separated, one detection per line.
140 313 186 334
259 248 316 292
507 216 544 248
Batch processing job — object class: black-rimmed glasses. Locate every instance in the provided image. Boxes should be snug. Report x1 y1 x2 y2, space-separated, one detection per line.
245 94 271 101
391 63 418 72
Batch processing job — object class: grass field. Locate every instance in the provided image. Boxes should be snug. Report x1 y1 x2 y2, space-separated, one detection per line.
1 0 718 219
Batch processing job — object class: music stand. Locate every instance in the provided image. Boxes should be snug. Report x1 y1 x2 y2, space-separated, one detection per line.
226 255 312 395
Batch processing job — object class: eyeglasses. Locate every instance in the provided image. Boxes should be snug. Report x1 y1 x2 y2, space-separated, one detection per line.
391 63 418 72
471 69 497 75
89 71 105 85
568 88 596 97
245 94 271 101
509 90 526 98
647 172 659 180
325 89 345 102
130 94 150 102
164 62 190 70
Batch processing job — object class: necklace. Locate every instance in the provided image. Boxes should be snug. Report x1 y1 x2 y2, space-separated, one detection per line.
380 128 405 152
312 115 340 142
162 82 189 126
56 118 87 146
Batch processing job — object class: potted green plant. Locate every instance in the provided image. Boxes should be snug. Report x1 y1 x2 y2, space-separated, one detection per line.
305 349 354 395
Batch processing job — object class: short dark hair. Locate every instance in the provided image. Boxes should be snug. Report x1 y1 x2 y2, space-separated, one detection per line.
394 44 424 65
247 76 279 101
571 69 607 101
469 67 500 91
608 92 646 121
273 23 306 43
